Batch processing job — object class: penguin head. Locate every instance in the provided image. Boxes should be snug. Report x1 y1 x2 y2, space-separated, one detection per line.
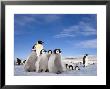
31 48 36 52
37 40 44 44
48 50 52 54
85 54 88 56
54 49 61 54
40 49 47 54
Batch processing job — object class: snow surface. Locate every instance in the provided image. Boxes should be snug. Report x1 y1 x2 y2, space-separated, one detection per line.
14 63 97 76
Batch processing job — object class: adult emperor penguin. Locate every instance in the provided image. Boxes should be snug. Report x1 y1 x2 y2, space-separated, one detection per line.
35 40 44 57
48 49 63 74
24 49 38 72
35 49 48 72
83 54 89 67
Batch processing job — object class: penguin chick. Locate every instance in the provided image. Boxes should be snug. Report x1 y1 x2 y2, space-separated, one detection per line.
45 50 53 72
48 49 63 74
24 50 38 72
36 49 48 72
74 65 80 70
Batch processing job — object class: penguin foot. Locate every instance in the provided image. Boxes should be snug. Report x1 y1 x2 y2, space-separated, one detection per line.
41 69 43 72
39 69 43 72
33 69 36 72
45 69 49 72
38 70 41 73
27 70 30 72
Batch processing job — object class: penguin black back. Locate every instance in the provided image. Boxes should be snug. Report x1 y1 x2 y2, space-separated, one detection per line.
16 58 21 65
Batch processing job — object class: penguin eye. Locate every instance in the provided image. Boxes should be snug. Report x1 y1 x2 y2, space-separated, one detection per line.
56 50 59 53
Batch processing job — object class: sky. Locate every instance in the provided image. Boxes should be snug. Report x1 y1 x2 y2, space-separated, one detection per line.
14 14 97 59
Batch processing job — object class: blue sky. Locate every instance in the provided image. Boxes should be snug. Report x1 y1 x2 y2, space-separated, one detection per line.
14 14 97 59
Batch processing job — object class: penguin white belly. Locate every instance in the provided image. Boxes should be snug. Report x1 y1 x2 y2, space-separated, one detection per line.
85 61 88 66
85 57 89 66
35 45 43 57
24 51 37 72
36 49 41 57
35 57 40 72
85 57 89 67
39 54 48 72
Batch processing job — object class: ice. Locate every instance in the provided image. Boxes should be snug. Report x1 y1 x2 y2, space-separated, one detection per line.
14 63 97 76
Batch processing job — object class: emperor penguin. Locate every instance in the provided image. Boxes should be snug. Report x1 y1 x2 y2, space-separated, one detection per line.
83 54 89 67
22 60 26 65
35 49 48 72
35 40 44 57
85 54 89 67
16 58 21 65
48 49 63 74
74 65 80 70
24 49 38 72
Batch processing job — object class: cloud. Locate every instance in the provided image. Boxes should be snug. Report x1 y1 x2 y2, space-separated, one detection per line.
15 15 38 26
54 34 75 38
14 14 61 35
74 39 97 49
54 21 96 38
82 14 97 23
15 14 61 26
43 15 60 23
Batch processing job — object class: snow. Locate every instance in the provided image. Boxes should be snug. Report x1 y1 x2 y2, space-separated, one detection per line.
14 63 97 76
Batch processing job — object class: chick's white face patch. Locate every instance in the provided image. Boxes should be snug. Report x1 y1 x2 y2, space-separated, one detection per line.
41 50 46 54
56 50 60 54
48 51 52 54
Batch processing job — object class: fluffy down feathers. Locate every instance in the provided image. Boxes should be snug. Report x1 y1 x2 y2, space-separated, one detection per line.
24 51 38 72
48 54 63 74
38 54 48 72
